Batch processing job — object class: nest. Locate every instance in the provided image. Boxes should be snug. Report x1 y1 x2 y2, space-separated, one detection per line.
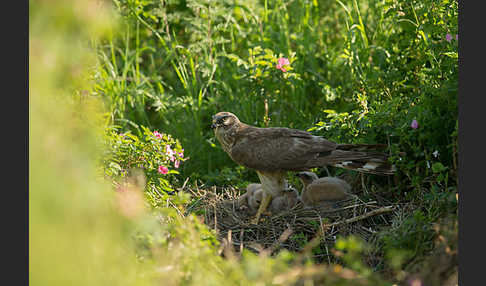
188 180 396 264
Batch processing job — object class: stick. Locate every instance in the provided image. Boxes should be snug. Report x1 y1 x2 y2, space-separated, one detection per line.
264 226 293 255
239 229 244 253
321 205 394 228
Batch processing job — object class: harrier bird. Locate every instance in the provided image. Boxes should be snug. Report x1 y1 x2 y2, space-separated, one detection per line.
296 171 352 207
211 111 395 224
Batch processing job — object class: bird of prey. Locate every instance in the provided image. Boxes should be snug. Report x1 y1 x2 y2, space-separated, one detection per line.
247 184 299 215
296 171 352 207
211 111 395 224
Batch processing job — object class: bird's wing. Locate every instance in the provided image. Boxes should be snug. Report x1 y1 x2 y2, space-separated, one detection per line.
229 127 337 171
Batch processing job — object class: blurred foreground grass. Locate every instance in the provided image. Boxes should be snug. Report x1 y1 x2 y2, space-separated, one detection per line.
29 1 151 285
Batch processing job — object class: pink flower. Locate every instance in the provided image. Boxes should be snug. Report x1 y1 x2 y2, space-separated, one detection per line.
178 149 184 158
455 34 458 41
158 165 169 174
153 131 163 139
276 57 290 72
165 145 176 161
411 119 419 129
174 160 180 168
445 33 452 42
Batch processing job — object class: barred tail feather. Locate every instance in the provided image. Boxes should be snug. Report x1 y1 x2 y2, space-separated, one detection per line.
332 159 396 175
311 148 396 175
320 144 395 175
336 143 388 151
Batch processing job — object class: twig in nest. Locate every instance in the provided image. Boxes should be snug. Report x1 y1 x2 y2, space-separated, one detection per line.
361 173 368 194
213 204 218 232
321 205 394 229
168 200 185 218
239 229 244 253
230 239 264 253
181 177 190 190
263 226 294 255
222 229 237 260
297 205 395 262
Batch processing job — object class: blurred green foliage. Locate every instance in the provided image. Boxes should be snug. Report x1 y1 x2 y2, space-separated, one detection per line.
29 1 149 285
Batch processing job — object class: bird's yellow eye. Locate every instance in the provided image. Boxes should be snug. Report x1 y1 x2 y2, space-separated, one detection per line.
218 116 231 125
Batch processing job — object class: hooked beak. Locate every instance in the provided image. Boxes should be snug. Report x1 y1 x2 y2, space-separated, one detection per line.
211 123 217 129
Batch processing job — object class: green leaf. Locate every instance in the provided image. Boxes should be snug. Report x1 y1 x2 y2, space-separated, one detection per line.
442 52 458 59
431 162 447 173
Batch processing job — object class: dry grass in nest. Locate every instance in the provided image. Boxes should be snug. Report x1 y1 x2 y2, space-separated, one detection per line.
186 181 397 264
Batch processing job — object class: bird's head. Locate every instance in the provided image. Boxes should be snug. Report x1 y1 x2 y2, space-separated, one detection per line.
248 188 263 210
211 112 240 130
296 171 319 186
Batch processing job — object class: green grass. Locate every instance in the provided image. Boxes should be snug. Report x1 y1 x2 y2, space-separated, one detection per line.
94 0 457 182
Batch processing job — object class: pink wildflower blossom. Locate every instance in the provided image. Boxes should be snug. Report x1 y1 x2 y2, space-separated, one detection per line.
165 145 176 162
158 165 169 174
153 131 163 139
174 160 180 168
411 119 419 129
276 57 290 72
445 33 452 42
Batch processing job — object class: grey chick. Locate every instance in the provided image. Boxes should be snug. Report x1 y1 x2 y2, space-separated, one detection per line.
296 171 352 207
224 183 261 211
268 186 299 213
248 185 299 214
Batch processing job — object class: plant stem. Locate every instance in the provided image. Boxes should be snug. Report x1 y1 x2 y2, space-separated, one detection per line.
264 97 269 127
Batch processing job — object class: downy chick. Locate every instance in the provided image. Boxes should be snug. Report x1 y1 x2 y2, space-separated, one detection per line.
296 171 352 207
248 185 299 214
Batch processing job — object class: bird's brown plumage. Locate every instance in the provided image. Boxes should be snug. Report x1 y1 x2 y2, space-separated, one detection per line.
211 111 395 174
211 111 394 223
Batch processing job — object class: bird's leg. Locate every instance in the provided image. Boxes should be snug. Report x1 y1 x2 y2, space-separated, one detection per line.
250 171 287 224
251 192 272 224
324 166 331 177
